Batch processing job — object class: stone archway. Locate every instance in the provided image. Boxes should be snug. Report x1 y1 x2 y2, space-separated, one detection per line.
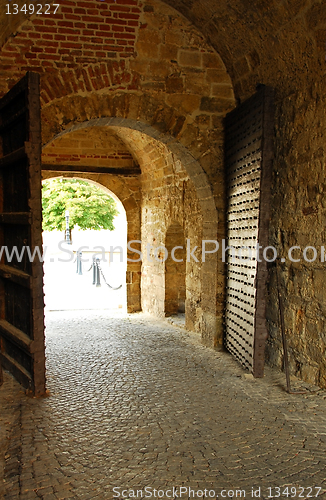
44 117 219 345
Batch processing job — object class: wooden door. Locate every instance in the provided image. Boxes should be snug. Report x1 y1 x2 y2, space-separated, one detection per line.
224 86 275 377
0 72 45 396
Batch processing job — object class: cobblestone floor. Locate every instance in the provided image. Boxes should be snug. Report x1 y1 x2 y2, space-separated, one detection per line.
1 311 326 500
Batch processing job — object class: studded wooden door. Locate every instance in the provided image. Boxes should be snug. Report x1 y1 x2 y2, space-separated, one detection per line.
224 86 274 378
0 72 45 396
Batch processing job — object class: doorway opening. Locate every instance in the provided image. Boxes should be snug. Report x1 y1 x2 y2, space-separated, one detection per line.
165 222 186 326
42 177 127 313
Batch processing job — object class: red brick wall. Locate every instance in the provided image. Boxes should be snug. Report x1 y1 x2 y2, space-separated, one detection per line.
0 0 234 115
0 0 142 101
41 127 135 166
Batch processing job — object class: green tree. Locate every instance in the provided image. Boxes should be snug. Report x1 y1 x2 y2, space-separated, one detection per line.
42 178 119 232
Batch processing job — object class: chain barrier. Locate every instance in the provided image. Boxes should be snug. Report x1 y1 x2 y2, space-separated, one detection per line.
86 256 94 273
75 253 122 290
97 261 122 290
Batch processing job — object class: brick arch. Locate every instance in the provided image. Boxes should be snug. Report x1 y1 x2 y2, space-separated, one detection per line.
0 0 235 240
0 0 235 110
46 116 220 344
45 115 217 229
41 171 141 313
41 90 227 210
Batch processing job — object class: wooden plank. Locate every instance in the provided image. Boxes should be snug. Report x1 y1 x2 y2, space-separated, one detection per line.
0 147 26 168
0 212 31 224
0 72 46 396
41 163 141 176
0 264 31 288
0 319 33 352
0 73 28 111
0 351 32 390
0 106 27 133
26 72 45 396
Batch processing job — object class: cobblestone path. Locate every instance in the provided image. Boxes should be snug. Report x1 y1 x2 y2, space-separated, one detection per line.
1 311 326 500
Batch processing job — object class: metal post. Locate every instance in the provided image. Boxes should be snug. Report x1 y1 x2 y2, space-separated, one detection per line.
65 210 71 244
92 256 96 285
76 251 82 275
95 258 101 287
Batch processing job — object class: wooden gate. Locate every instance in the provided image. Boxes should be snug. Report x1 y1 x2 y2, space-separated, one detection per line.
0 72 45 396
224 86 275 377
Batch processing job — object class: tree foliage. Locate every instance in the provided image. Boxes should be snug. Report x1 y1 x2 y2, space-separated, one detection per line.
42 178 119 232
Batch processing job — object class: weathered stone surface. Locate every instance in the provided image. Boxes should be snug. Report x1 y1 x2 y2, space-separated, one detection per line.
178 50 202 68
200 96 234 113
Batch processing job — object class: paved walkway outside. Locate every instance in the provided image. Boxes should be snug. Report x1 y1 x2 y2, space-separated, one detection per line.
1 311 326 500
43 254 126 312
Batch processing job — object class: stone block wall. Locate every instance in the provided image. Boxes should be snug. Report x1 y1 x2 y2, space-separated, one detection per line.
265 82 326 387
165 222 186 316
140 141 203 331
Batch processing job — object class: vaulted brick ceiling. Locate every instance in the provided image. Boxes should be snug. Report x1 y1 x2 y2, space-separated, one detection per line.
42 128 137 170
0 0 324 101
